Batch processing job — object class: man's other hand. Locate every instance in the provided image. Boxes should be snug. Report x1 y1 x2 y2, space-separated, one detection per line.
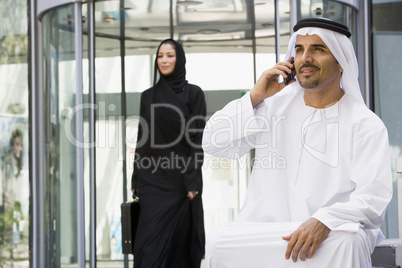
282 218 330 262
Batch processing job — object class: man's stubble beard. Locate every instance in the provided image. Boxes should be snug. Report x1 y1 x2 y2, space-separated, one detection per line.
298 77 319 89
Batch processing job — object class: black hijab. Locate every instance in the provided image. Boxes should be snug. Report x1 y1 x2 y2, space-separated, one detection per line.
153 39 188 92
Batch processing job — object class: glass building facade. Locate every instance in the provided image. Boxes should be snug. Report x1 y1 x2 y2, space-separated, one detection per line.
0 0 401 267
0 0 30 267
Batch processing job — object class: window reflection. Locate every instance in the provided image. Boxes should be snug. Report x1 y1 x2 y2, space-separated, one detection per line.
0 121 29 266
0 0 29 266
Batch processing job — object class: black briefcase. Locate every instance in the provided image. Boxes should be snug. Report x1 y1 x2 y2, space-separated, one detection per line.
120 196 140 255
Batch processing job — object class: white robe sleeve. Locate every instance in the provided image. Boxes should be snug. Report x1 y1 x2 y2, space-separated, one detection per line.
202 92 267 159
312 121 393 231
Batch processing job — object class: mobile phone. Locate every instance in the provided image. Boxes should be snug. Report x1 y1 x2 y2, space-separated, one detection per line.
284 59 296 85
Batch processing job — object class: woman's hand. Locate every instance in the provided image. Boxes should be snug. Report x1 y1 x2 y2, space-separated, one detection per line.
131 188 139 196
187 191 199 200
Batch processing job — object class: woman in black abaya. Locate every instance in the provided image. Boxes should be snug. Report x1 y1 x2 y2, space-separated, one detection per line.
131 39 206 268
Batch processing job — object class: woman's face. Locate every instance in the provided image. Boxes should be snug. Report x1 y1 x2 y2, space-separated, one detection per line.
13 136 22 158
157 43 176 76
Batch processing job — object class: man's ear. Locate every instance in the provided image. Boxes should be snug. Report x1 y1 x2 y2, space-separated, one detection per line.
338 63 344 73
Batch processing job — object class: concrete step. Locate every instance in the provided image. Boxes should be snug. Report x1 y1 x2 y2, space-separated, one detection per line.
372 239 402 267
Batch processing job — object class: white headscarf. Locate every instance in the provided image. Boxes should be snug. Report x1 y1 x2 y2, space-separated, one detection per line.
284 27 364 104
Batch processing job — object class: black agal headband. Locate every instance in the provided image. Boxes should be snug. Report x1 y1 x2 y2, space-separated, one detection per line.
293 18 352 38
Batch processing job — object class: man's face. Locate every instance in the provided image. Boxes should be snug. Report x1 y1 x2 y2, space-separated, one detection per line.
294 34 343 91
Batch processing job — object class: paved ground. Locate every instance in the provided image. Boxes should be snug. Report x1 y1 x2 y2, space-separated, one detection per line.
5 258 206 267
59 259 206 267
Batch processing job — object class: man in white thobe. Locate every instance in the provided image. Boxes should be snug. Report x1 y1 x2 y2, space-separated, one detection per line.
202 18 392 268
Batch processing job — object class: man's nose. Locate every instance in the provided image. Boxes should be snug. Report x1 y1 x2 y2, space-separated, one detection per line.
301 50 313 64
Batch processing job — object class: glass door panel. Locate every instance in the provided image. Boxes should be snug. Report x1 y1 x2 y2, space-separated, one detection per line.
94 41 124 262
42 4 80 267
93 1 127 265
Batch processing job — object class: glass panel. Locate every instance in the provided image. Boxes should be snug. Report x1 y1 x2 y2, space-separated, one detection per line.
94 0 123 38
125 0 170 40
175 0 249 42
94 38 125 263
186 53 254 91
42 4 80 267
298 0 356 43
372 0 402 239
0 0 30 266
124 52 153 93
93 1 129 265
255 0 291 81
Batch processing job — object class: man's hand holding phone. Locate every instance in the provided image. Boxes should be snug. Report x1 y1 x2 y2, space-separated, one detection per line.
284 59 296 85
250 58 296 108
